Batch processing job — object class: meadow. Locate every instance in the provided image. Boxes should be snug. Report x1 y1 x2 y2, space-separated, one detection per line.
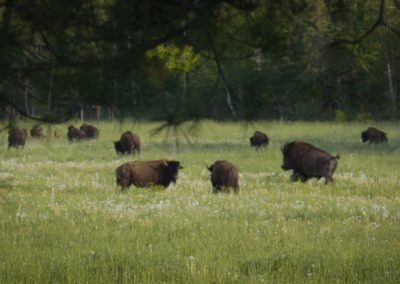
0 120 399 283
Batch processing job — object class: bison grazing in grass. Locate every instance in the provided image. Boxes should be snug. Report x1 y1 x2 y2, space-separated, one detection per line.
116 159 182 190
281 141 339 184
250 131 269 148
67 125 86 141
30 124 45 138
361 127 387 144
80 123 99 139
114 131 141 155
8 128 28 148
208 160 239 193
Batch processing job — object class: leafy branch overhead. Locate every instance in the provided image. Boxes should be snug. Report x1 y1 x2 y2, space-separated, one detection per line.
0 0 399 122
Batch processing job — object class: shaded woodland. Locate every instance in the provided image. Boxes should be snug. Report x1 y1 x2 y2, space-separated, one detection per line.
0 0 399 122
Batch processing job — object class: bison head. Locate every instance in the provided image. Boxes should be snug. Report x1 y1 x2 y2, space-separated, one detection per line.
114 141 123 154
361 131 368 143
163 160 182 184
281 143 293 170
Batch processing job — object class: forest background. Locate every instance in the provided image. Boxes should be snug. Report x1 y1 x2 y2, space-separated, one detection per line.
0 0 399 123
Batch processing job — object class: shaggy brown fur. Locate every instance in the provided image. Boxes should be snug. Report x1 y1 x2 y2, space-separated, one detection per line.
250 131 269 148
67 125 86 141
114 131 141 155
80 123 99 139
8 128 28 148
116 159 182 190
361 127 387 144
281 141 339 184
30 124 45 138
208 160 239 193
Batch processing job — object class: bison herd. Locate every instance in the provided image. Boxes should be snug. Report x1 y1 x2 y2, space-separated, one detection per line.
5 125 391 192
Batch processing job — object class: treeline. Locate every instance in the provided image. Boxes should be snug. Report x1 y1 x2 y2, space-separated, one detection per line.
0 0 399 122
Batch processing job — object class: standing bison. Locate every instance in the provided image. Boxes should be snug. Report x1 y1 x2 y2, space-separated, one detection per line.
30 124 45 138
80 123 99 139
116 159 182 190
361 127 387 144
207 160 239 193
114 131 141 155
281 141 339 184
8 127 28 148
67 125 86 141
250 131 269 148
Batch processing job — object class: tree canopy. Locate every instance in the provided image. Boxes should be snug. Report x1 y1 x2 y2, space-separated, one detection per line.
0 0 399 122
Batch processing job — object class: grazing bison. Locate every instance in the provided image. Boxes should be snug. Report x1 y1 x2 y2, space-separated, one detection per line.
116 159 182 190
67 125 86 141
8 128 28 148
281 141 339 184
250 131 269 148
30 124 45 138
114 131 141 155
80 123 99 139
207 160 239 193
361 127 387 144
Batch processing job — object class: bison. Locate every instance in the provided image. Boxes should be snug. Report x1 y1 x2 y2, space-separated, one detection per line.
80 123 99 139
67 125 86 141
361 127 387 144
250 131 269 148
207 160 239 193
116 159 182 190
281 141 339 184
30 124 45 138
8 127 28 148
114 131 141 155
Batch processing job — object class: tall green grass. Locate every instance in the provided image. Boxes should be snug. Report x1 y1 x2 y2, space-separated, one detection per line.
0 121 399 283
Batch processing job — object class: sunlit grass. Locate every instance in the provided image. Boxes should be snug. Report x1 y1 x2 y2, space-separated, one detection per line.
0 120 399 283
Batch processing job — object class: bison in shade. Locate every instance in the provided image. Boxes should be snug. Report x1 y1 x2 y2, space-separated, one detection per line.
67 125 86 141
361 127 387 144
30 124 45 138
116 159 182 190
208 160 239 193
250 131 269 148
80 123 99 139
114 131 141 155
8 128 28 148
281 141 339 184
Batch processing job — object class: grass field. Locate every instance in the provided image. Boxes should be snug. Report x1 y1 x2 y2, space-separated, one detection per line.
0 120 399 283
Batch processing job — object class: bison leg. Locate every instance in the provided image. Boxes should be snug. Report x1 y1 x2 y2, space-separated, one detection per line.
324 176 334 184
290 172 301 182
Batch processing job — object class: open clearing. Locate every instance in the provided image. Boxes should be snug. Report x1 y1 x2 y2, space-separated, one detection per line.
1 121 399 283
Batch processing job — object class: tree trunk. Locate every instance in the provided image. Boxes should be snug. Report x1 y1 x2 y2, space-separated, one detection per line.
387 56 397 119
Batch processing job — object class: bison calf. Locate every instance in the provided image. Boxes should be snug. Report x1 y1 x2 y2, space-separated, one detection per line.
361 127 387 144
8 128 28 148
114 131 141 155
281 141 339 184
80 123 99 139
208 160 239 193
116 159 182 190
30 124 45 138
250 131 269 148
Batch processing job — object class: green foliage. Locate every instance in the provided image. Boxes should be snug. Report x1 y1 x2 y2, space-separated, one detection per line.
335 109 347 122
356 112 374 121
1 120 400 283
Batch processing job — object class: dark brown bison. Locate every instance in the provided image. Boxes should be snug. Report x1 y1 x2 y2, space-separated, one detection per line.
281 141 339 184
250 131 269 148
116 159 182 190
67 125 86 141
361 127 387 144
8 128 28 148
114 131 141 155
30 124 45 138
207 160 239 193
80 123 99 139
